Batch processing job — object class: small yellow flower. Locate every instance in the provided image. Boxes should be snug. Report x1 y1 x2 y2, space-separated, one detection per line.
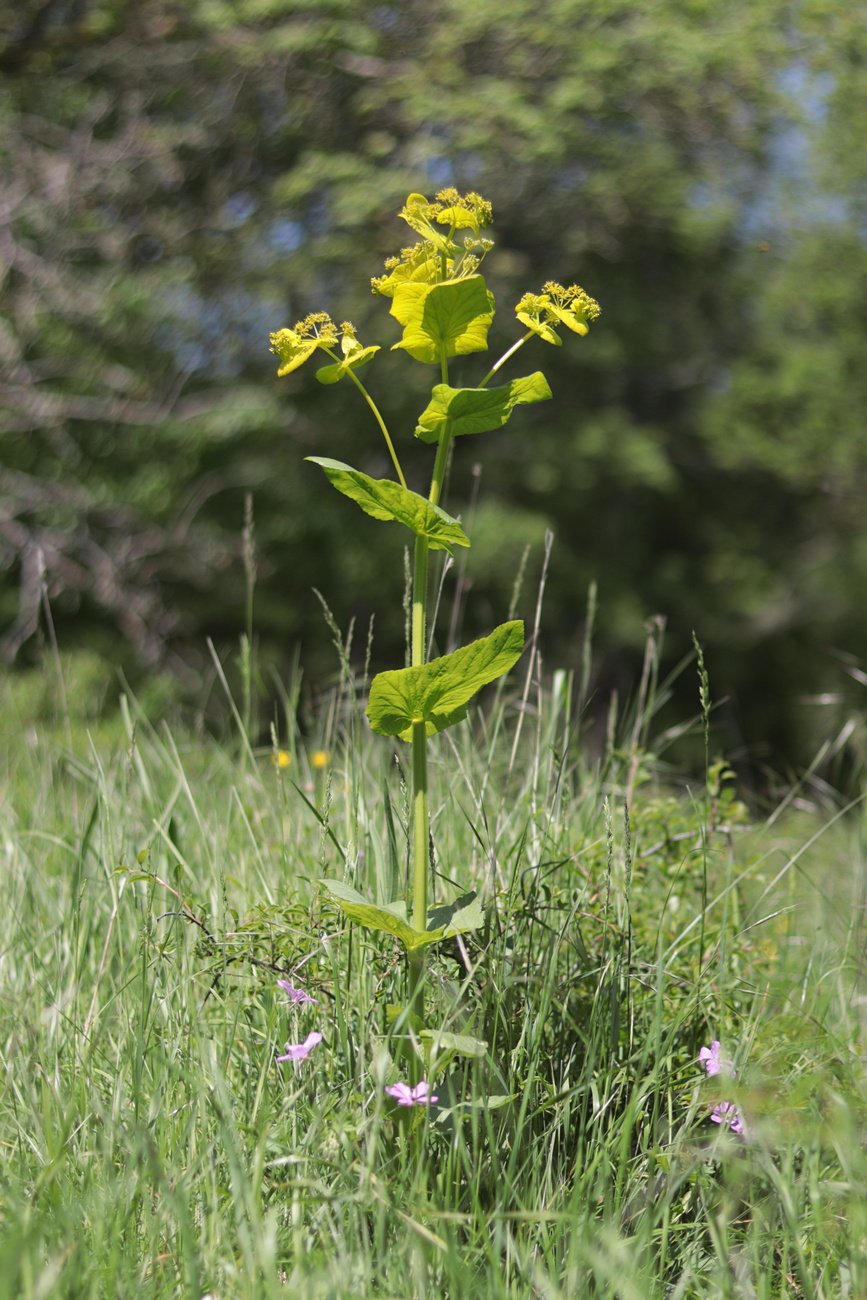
311 750 329 770
516 282 600 343
272 750 292 769
269 313 338 376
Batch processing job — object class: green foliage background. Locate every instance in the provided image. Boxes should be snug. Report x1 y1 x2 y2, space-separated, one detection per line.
3 0 867 771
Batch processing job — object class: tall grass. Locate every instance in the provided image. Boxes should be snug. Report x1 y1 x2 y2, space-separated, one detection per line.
1 643 866 1299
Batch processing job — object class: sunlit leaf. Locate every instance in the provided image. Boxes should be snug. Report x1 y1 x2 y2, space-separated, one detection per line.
320 881 482 952
306 458 470 554
315 344 380 385
271 337 320 375
390 275 495 364
320 879 444 949
546 303 590 336
366 621 524 741
435 205 479 230
516 312 562 345
414 373 552 444
426 891 484 937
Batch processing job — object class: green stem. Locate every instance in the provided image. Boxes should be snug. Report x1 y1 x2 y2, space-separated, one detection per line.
408 426 452 916
408 542 429 1029
407 346 452 1022
411 533 429 669
411 718 429 932
428 423 451 509
477 332 532 388
340 364 408 490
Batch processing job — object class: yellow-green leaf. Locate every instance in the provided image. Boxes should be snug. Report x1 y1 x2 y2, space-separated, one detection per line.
414 373 552 444
320 879 444 950
320 881 481 953
366 621 524 741
390 275 494 364
516 312 562 346
546 303 590 336
306 458 470 554
315 344 380 385
426 891 484 938
435 205 479 230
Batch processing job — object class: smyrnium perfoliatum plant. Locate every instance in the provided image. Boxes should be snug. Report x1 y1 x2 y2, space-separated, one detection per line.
269 189 600 1078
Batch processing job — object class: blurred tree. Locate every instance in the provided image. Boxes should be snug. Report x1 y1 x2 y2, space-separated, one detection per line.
2 0 866 769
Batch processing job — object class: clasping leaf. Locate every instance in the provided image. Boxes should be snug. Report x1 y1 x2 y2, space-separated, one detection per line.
319 881 484 952
307 458 470 555
366 620 524 741
414 373 552 444
390 275 495 364
315 344 380 385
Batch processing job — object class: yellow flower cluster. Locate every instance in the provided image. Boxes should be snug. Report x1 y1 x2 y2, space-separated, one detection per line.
515 282 601 343
371 189 495 298
400 188 493 233
269 312 339 376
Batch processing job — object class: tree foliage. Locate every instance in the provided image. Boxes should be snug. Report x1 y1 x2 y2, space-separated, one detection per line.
2 0 867 767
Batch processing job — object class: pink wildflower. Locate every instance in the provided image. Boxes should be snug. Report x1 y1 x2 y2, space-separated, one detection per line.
385 1080 439 1107
699 1041 734 1078
276 979 319 1005
277 1031 323 1063
710 1101 746 1135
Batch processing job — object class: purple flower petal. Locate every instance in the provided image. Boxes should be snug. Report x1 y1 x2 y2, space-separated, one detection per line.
277 1031 323 1062
710 1101 746 1135
699 1041 734 1078
276 979 319 1005
385 1079 439 1107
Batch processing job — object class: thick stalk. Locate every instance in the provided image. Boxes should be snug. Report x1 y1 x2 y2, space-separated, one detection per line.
410 539 430 930
407 538 430 1026
408 429 451 931
407 347 452 1019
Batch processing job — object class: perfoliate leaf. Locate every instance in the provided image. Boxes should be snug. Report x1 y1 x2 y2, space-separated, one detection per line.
385 1004 425 1032
414 373 552 444
390 275 494 364
426 891 484 938
546 303 590 336
319 881 482 952
306 458 470 554
271 337 320 375
435 205 479 230
399 193 450 246
315 344 380 385
366 620 524 741
320 879 445 950
270 314 339 375
371 242 443 298
516 312 562 346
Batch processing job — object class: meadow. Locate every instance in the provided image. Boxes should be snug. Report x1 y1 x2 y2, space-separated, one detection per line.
1 638 866 1300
